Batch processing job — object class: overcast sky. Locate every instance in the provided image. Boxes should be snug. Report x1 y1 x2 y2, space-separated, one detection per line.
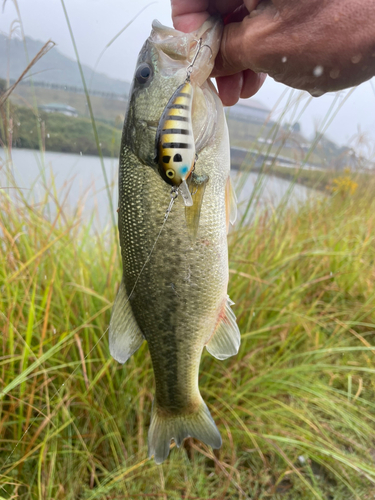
1 0 375 157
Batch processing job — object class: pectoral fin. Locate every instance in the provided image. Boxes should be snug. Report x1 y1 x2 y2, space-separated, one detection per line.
185 173 209 241
206 296 241 360
225 176 237 232
179 179 193 207
109 280 144 364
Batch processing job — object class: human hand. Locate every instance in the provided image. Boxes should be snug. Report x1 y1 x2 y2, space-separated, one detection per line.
171 0 267 105
171 0 375 104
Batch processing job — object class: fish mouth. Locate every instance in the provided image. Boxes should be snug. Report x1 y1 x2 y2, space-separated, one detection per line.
140 18 224 155
150 16 223 87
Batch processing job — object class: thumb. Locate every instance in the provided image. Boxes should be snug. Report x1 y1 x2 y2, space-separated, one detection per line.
212 7 279 77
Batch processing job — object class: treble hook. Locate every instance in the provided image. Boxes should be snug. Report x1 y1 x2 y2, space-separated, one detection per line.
186 38 213 81
164 187 179 221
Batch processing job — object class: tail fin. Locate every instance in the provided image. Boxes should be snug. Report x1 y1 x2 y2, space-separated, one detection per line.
148 399 222 464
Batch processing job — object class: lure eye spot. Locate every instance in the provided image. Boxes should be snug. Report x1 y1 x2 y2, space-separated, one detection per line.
136 63 152 84
173 153 182 162
166 169 175 179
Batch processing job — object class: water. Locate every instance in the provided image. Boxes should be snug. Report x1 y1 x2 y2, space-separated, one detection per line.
232 168 316 222
0 148 317 227
0 148 119 228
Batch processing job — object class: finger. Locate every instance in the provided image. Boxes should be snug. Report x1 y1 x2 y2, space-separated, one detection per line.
216 70 266 105
171 0 209 32
216 73 244 106
222 4 251 25
171 0 245 31
172 12 211 32
240 70 266 99
171 0 208 18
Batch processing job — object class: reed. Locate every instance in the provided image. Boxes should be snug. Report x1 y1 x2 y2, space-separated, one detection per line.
0 157 374 498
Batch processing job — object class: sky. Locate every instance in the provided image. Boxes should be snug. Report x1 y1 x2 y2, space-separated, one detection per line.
1 0 375 157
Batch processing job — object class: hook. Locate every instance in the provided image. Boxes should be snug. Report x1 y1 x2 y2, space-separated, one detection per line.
186 38 213 81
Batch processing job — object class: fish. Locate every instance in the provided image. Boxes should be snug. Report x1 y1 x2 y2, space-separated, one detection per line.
109 16 240 465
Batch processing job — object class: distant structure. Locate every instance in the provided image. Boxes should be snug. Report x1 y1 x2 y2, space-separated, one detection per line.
18 79 128 101
38 103 78 117
229 99 270 123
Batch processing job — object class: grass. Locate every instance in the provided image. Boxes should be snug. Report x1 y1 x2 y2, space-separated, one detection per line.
246 164 370 192
0 156 375 499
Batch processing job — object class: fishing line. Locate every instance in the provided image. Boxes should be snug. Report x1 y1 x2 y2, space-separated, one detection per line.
126 187 179 302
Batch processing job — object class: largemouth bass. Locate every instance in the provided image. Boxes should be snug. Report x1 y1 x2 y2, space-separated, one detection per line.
109 16 240 464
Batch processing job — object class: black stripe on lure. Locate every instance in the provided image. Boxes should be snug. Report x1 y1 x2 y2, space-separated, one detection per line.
154 39 209 207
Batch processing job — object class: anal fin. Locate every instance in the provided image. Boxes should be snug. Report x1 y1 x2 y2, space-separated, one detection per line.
206 296 241 360
109 280 144 364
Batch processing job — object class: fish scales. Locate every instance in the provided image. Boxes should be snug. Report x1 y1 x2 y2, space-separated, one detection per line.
110 16 240 464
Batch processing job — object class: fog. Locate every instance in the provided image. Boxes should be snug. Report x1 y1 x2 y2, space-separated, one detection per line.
1 0 374 155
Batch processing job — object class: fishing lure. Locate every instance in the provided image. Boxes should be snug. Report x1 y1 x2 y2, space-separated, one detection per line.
155 38 209 207
155 80 196 206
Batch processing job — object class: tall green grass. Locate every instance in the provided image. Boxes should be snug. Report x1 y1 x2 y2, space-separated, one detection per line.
1 164 375 499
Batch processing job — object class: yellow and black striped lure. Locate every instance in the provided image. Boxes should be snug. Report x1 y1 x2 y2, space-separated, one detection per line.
155 81 196 206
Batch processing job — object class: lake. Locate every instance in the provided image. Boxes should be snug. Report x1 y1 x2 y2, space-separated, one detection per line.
0 148 318 228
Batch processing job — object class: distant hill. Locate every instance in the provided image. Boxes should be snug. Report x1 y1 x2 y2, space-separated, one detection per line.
0 34 131 96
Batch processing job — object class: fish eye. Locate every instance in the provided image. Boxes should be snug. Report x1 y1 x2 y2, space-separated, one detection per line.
166 169 175 178
136 63 152 84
